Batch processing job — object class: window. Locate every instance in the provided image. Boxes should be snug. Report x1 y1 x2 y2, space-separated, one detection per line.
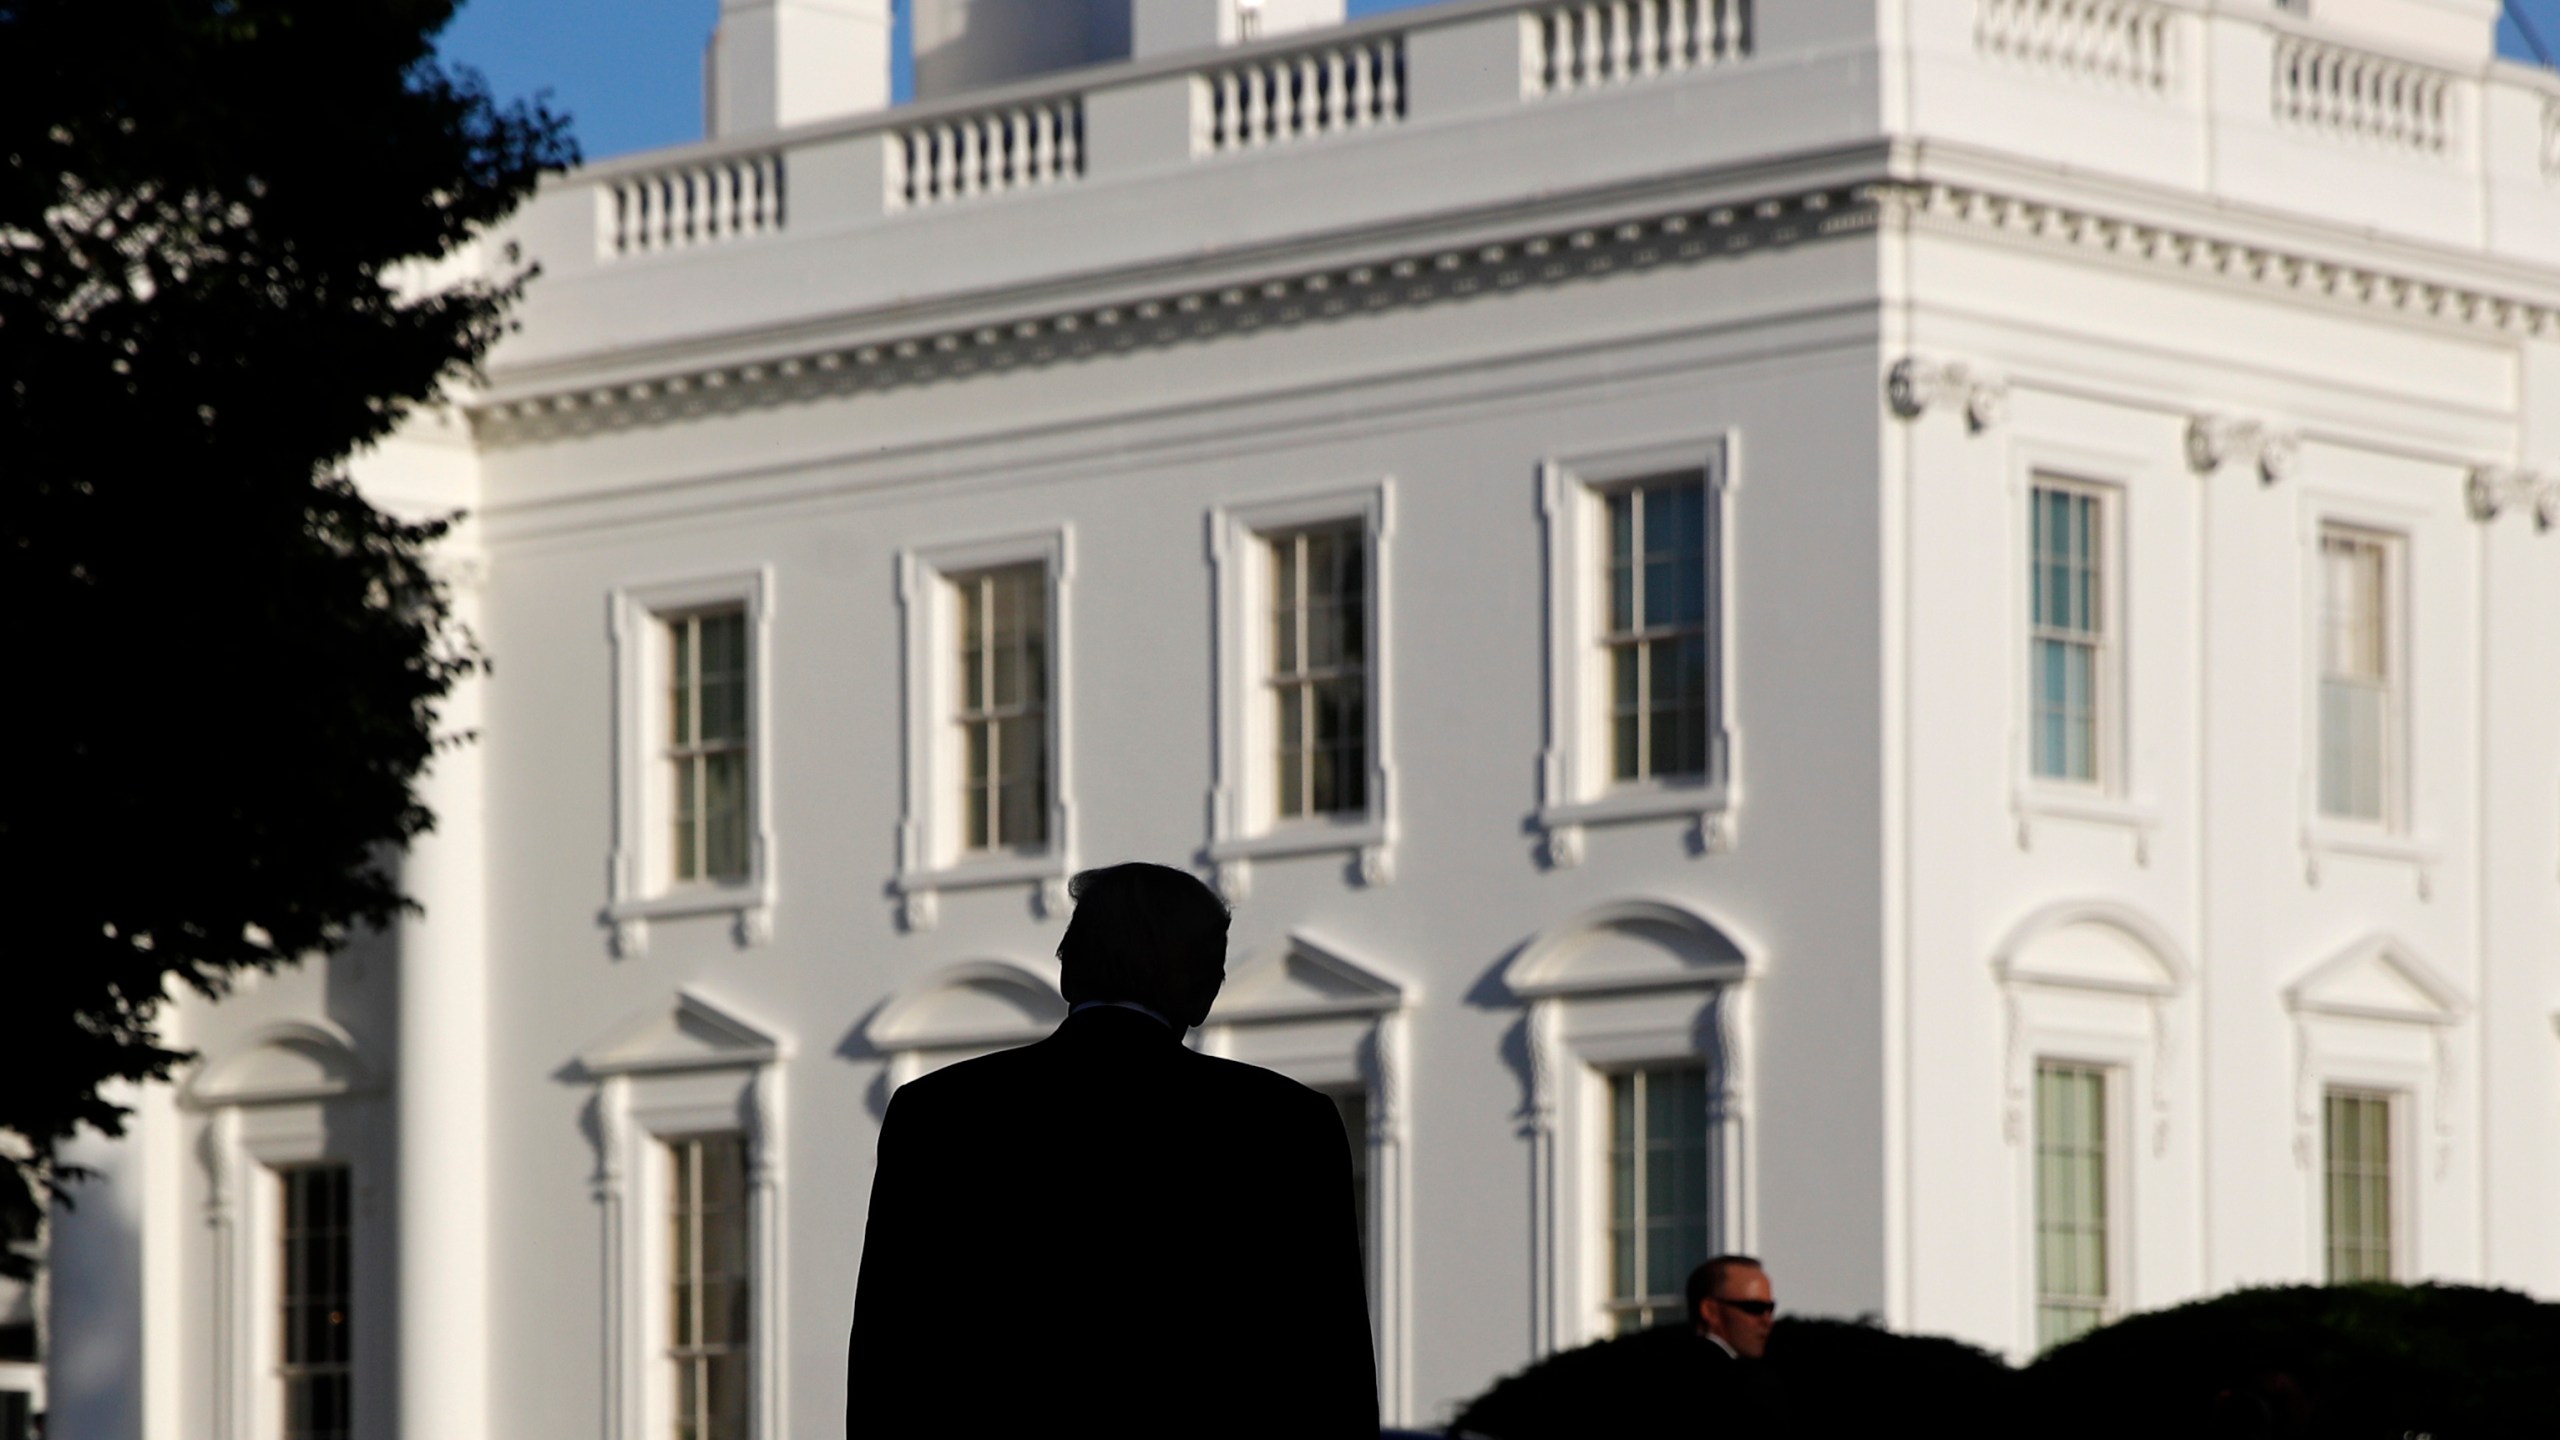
2316 525 2397 824
667 1135 752 1440
952 564 1050 853
1269 523 1369 820
1604 1065 1711 1335
667 610 751 885
606 569 775 954
1603 479 1711 783
2323 1089 2394 1282
576 992 783 1440
1535 440 1731 866
2029 482 2106 784
1205 484 1393 899
278 1164 352 1440
2033 1062 2111 1349
893 531 1073 930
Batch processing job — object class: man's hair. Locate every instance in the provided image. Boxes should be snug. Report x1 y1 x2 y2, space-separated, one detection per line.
1054 863 1232 1024
1686 1254 1765 1317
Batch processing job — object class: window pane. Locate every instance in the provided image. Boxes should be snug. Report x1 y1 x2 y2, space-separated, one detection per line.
2324 1091 2393 1282
1608 492 1636 631
279 1164 353 1440
703 750 748 880
2034 1063 2110 1349
1607 1066 1712 1334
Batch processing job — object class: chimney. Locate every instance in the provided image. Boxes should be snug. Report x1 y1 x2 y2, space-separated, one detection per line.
707 0 894 138
1131 0 1345 57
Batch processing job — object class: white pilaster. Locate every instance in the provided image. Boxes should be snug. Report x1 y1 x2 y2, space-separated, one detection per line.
394 538 491 1440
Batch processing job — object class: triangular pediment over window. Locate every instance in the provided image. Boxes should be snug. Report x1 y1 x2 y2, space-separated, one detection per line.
870 959 1067 1052
577 989 782 1077
187 1021 371 1106
1992 902 2187 996
1209 933 1408 1025
2285 933 2467 1026
1506 899 1751 999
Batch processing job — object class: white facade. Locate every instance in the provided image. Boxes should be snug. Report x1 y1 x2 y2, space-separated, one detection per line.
46 0 2560 1434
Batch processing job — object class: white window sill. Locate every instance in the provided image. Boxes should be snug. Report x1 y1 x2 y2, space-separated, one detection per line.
1536 782 1731 869
895 850 1071 931
2303 823 2440 896
1207 817 1392 899
604 882 772 955
2012 787 2161 864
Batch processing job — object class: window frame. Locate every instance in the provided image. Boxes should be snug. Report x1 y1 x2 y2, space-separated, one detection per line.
2282 932 2465 1286
2309 519 2407 832
2319 1085 2403 1283
1536 437 1735 868
1601 1062 1715 1336
2029 1058 2121 1350
1990 903 2190 1361
1206 481 1394 901
2022 475 2120 795
576 990 786 1440
1506 900 1754 1357
607 568 778 955
894 528 1075 931
184 1021 388 1440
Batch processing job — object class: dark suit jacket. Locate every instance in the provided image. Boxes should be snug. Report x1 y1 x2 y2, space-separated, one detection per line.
847 1005 1379 1437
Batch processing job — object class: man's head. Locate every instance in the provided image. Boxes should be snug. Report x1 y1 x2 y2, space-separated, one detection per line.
1686 1255 1776 1359
1054 863 1232 1028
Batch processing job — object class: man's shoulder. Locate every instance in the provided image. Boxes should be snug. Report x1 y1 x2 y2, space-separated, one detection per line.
1181 1048 1336 1112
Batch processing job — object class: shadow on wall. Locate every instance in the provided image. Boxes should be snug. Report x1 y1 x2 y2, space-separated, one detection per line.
42 1133 142 1439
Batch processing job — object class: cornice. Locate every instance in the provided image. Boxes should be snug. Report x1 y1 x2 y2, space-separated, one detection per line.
469 182 1881 446
1878 141 2560 343
469 152 2560 446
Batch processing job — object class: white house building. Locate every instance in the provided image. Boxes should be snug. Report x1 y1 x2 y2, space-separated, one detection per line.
43 0 2560 1435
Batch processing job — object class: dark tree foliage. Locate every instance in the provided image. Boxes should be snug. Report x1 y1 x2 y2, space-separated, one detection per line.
1449 1316 2019 1440
2022 1283 2560 1440
0 0 575 1264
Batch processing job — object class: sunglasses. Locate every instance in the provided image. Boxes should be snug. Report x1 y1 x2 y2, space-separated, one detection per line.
1712 1298 1777 1317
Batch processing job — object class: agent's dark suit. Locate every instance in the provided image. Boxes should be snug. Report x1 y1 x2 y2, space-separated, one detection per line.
847 1004 1379 1438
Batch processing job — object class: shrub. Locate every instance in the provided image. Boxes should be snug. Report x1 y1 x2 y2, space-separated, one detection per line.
2020 1282 2560 1440
1449 1316 2017 1439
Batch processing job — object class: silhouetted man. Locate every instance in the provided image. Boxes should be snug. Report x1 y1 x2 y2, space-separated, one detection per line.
847 862 1378 1438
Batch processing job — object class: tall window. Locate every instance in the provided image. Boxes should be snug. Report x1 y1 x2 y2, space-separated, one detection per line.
1269 523 1369 819
2034 1062 2111 1349
954 564 1049 851
1605 1065 1710 1334
668 1135 752 1440
2030 482 2106 783
2323 1089 2395 1282
668 609 751 884
2317 526 2395 824
1603 478 1710 783
278 1164 352 1440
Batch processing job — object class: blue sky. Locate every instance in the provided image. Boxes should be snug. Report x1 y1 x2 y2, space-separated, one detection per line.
435 0 2560 162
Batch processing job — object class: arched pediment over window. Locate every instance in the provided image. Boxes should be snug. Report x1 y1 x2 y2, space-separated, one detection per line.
1209 933 1408 1025
1990 900 2189 996
186 1020 371 1107
870 959 1067 1053
2284 932 2468 1026
1505 898 1752 999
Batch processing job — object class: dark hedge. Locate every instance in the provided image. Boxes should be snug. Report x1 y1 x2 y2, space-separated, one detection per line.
1446 1286 2559 1439
2021 1282 2560 1440
1449 1316 2017 1439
